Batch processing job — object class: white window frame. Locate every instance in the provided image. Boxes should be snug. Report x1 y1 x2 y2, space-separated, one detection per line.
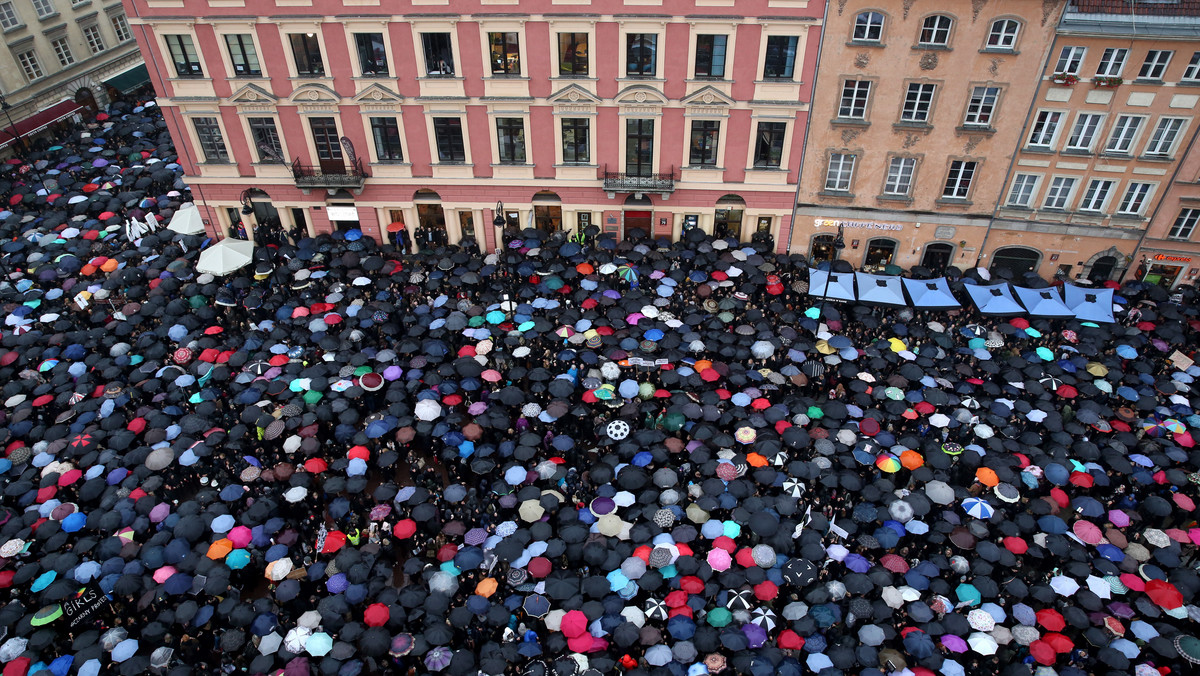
616 21 662 82
1184 52 1200 82
900 82 936 123
1144 117 1187 157
1027 110 1063 149
1078 179 1116 213
17 50 42 81
883 156 916 196
0 2 19 29
1055 46 1086 75
963 86 999 127
1169 209 1199 240
838 80 872 119
1066 113 1104 152
1043 176 1078 210
824 153 856 192
51 37 74 67
1096 47 1128 77
83 24 105 55
190 115 231 164
986 19 1020 50
32 0 54 19
942 160 976 199
1007 173 1040 208
1105 115 1145 154
1117 182 1155 217
111 13 132 43
853 11 885 43
1138 50 1173 80
918 15 953 47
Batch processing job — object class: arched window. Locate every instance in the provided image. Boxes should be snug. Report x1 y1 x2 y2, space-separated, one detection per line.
918 15 953 47
987 19 1020 49
863 238 898 271
853 12 885 43
810 234 836 263
920 242 955 275
990 246 1041 277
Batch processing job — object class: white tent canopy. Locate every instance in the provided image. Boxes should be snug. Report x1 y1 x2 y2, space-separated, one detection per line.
807 270 856 301
965 283 1026 316
197 238 253 276
1063 283 1116 323
1013 286 1075 318
167 205 205 235
854 273 906 306
901 277 961 309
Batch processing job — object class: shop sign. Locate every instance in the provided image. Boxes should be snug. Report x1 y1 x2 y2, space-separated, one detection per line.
1153 254 1192 262
814 218 902 232
326 206 360 221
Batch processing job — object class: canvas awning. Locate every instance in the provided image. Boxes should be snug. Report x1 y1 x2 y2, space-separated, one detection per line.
103 64 150 94
902 277 961 309
1013 286 1075 318
807 269 856 301
965 283 1025 316
854 272 906 306
1062 283 1116 323
0 100 82 150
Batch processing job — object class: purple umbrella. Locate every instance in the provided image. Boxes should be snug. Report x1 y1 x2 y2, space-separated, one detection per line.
326 573 348 593
92 158 108 168
941 635 969 653
741 622 767 648
844 553 872 573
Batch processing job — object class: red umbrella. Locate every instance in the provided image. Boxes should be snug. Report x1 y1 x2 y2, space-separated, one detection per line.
1068 471 1093 488
392 519 417 539
436 543 457 561
98 211 115 220
753 580 778 601
1002 537 1028 554
57 469 82 486
1042 632 1074 653
1036 609 1065 631
1029 640 1056 665
527 557 552 578
778 629 804 650
880 554 909 573
1010 317 1030 329
1145 579 1183 609
303 458 327 473
860 418 881 436
320 531 346 554
363 603 389 627
324 313 342 325
1056 384 1078 398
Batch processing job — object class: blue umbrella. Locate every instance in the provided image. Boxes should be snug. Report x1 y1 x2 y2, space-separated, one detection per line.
111 638 139 662
31 570 57 592
1037 515 1068 534
61 512 86 533
226 549 251 570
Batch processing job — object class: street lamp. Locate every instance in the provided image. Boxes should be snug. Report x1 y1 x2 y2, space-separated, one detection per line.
493 201 507 251
816 222 846 322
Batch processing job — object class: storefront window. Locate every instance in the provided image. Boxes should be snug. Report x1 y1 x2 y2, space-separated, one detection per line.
534 205 562 232
459 212 475 239
714 208 742 239
1145 264 1183 288
810 234 835 262
863 238 898 271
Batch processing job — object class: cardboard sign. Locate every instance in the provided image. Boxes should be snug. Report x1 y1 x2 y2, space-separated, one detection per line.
1169 350 1194 371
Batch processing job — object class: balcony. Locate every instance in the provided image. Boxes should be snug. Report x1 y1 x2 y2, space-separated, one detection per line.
602 165 677 196
291 157 367 191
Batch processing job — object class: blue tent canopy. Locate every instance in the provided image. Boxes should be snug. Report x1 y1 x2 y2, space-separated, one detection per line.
901 277 961 309
807 270 856 301
1013 286 1074 318
854 273 906 306
1063 283 1116 323
965 283 1026 316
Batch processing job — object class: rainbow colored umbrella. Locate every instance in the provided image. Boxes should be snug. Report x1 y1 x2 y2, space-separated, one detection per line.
875 454 902 473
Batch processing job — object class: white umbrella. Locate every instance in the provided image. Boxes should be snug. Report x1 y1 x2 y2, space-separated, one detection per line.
1050 575 1080 596
297 611 321 628
929 413 951 428
750 341 775 359
0 637 28 662
284 486 307 503
197 238 254 276
284 627 311 653
258 632 283 655
967 608 996 631
414 399 442 421
167 205 205 235
967 632 998 655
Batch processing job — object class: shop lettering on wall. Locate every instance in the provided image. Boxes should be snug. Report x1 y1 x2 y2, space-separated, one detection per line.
1153 254 1192 262
814 218 903 231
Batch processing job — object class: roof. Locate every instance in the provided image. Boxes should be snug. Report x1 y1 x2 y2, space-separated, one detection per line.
1068 0 1200 16
0 100 82 150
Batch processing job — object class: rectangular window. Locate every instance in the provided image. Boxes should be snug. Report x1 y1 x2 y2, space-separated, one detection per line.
1184 52 1200 81
166 35 204 78
83 25 105 55
496 117 526 164
1117 182 1154 216
763 35 798 79
694 34 728 78
1145 117 1186 157
225 34 261 77
1066 113 1104 151
919 15 953 47
1055 46 1086 74
838 80 872 119
17 50 42 81
422 33 455 76
853 12 884 42
963 86 999 127
1043 176 1078 209
370 117 404 162
1169 209 1199 239
111 13 131 43
625 119 655 177
1007 174 1040 207
1079 179 1115 212
561 118 590 164
290 33 324 77
308 118 342 161
689 120 720 166
355 33 388 76
557 32 587 76
1027 111 1063 148
753 122 786 168
1139 50 1172 80
1106 115 1144 154
883 157 916 196
1096 47 1128 77
32 0 54 18
489 32 521 75
626 34 656 76
51 37 73 67
0 2 18 29
942 160 977 199
192 117 229 163
433 118 466 163
900 83 936 123
824 153 856 192
248 117 283 164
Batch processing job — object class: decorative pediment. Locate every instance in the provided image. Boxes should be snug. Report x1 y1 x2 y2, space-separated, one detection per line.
352 83 405 105
681 86 734 108
547 83 602 106
228 83 278 106
288 83 341 105
614 84 668 107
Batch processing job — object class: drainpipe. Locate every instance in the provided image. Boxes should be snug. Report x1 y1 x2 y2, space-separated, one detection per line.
784 1 829 255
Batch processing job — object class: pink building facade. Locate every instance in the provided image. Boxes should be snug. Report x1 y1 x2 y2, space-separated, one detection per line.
125 0 824 251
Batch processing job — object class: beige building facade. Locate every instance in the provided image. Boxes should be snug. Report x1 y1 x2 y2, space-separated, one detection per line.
0 0 145 154
793 0 1068 274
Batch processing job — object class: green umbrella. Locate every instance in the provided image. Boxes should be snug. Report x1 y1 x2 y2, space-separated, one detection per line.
883 264 903 275
593 387 614 401
717 312 735 323
663 412 685 432
188 295 207 309
303 390 324 404
706 607 732 627
1026 328 1043 338
806 406 824 420
942 442 963 456
468 315 484 328
31 604 63 626
884 387 905 401
544 276 564 290
1035 347 1054 361
638 382 655 400
353 365 373 376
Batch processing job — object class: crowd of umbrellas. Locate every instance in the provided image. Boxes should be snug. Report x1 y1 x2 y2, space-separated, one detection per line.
0 96 1197 676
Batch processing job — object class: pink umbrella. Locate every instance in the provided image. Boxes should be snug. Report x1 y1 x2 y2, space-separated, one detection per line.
228 525 253 548
626 312 644 325
468 402 488 416
1073 520 1102 544
481 370 502 382
1190 528 1200 546
1166 528 1191 544
561 610 588 638
941 635 969 653
1107 509 1130 527
1174 493 1195 511
707 548 732 572
153 565 176 583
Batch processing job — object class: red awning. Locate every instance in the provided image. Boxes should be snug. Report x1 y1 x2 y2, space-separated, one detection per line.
0 100 82 150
